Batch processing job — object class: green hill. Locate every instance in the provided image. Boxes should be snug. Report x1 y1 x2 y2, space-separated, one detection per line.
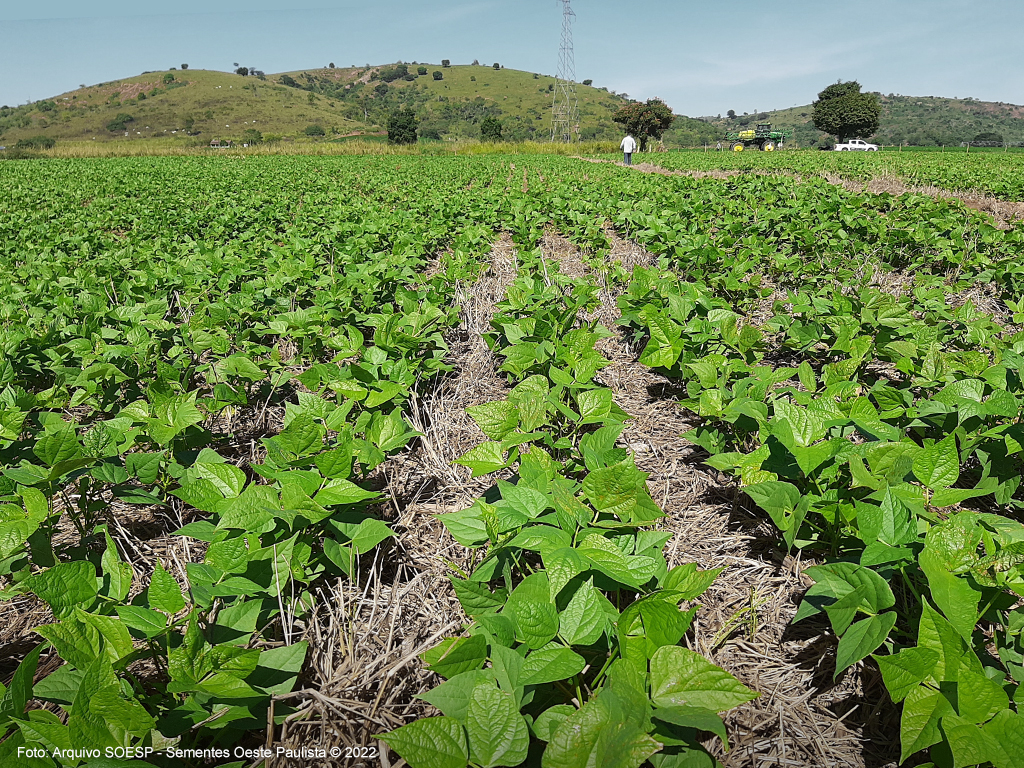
0 69 365 145
707 94 1024 148
0 63 721 148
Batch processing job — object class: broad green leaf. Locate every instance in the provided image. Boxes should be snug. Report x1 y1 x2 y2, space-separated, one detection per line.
100 530 132 602
913 436 960 490
900 685 954 763
33 423 81 467
149 561 186 615
32 665 84 707
520 646 586 686
857 489 917 548
872 648 940 702
248 641 308 695
834 612 897 678
497 479 549 519
450 578 505 616
89 688 155 733
115 606 167 639
488 642 524 697
650 646 757 712
576 388 614 424
455 441 509 477
417 670 491 721
276 411 324 456
423 635 488 679
543 547 587 599
652 705 729 750
983 709 1024 768
795 561 895 623
205 536 249 573
532 705 576 742
34 620 97 670
582 461 656 523
507 599 559 649
438 504 489 548
662 564 724 600
919 515 982 641
315 446 355 480
468 401 519 441
465 682 529 768
941 715 1002 768
22 561 98 618
957 669 1009 724
171 478 225 513
507 525 571 554
148 395 204 445
578 534 649 589
76 610 134 664
350 518 394 555
476 613 516 648
0 643 42 724
542 690 661 768
379 716 469 768
559 578 609 646
917 600 979 684
191 461 246 498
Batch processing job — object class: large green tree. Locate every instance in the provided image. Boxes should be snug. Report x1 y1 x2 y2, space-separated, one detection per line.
612 99 675 151
811 81 881 141
387 108 419 145
480 116 503 142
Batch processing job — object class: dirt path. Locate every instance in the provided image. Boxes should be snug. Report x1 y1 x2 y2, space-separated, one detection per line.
546 229 897 768
279 234 523 764
276 223 904 767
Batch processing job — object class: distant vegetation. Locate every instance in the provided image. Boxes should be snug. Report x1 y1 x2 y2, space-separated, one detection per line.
713 94 1024 148
2 63 1022 151
811 80 880 142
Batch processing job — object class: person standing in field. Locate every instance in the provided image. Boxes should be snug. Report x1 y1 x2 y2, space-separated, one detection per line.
620 134 637 166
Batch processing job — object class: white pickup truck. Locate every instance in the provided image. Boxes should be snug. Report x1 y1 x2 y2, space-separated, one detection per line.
834 138 879 152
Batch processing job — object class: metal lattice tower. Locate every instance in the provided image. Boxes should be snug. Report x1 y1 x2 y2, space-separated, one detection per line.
551 0 580 143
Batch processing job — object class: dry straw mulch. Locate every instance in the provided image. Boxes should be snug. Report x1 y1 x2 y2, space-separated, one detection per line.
285 226 903 768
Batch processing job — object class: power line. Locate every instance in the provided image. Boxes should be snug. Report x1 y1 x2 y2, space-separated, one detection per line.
551 0 579 143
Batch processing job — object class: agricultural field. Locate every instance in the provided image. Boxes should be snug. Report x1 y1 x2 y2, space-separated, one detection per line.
1 153 1023 768
602 149 1024 202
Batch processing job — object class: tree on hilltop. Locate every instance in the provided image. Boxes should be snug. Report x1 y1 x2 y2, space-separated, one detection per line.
811 80 880 141
181 63 189 70
612 99 675 151
442 59 450 68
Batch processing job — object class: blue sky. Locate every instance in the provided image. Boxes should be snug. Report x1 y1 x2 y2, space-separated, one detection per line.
2 0 1022 116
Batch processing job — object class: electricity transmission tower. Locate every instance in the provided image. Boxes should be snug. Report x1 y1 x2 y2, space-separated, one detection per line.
551 0 580 143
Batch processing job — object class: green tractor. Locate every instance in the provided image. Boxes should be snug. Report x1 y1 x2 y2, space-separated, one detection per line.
724 123 793 152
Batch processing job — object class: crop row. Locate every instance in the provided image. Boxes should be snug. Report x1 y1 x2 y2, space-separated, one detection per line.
599 150 1024 201
0 155 1022 767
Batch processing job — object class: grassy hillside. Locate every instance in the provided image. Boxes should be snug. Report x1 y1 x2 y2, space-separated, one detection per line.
0 63 720 149
707 95 1024 148
267 63 635 142
0 69 365 145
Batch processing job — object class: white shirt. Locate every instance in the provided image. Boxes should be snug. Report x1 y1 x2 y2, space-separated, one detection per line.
620 136 637 153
